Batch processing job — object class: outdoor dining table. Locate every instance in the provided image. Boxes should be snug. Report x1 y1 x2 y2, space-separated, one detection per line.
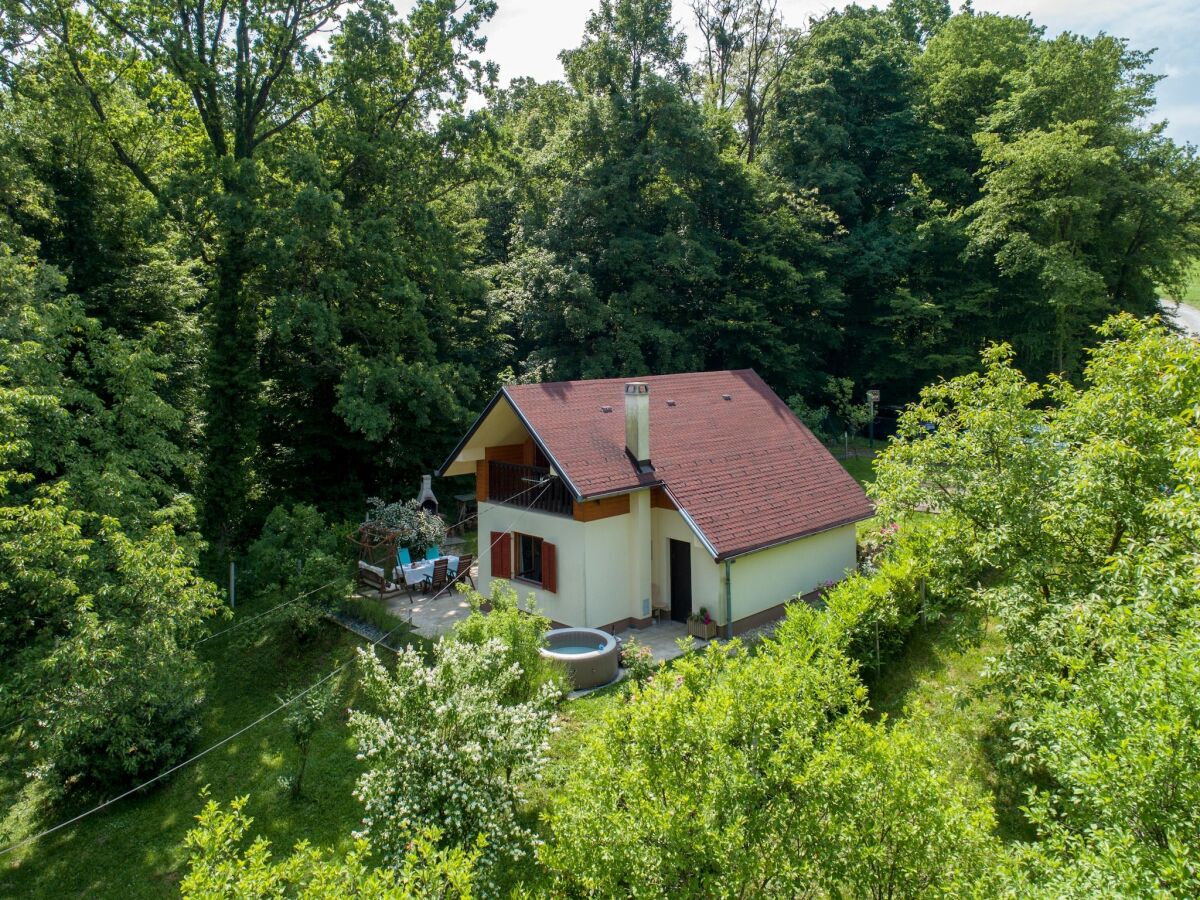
395 555 460 588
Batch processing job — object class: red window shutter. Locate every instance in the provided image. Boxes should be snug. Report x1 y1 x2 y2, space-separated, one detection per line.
491 532 512 579
542 541 557 593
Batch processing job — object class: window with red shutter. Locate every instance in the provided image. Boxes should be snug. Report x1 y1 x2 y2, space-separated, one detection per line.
542 541 557 593
515 533 541 584
491 531 512 578
511 533 555 591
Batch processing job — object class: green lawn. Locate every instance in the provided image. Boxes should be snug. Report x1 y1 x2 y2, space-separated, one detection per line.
838 453 876 488
0 602 378 898
830 435 878 490
865 612 1033 841
0 581 626 899
526 678 627 824
1165 261 1200 303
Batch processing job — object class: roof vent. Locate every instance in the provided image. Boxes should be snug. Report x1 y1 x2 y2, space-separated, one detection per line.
600 405 613 413
666 399 676 407
722 393 732 401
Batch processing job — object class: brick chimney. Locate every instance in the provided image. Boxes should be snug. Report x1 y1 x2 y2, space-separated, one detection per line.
624 382 652 472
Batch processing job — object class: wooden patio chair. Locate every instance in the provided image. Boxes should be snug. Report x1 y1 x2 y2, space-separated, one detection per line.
449 554 475 589
423 557 450 596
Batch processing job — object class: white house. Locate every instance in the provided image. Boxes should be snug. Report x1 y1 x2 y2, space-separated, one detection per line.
438 370 874 636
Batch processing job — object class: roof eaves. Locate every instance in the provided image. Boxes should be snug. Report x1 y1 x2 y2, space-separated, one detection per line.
436 388 505 477
661 484 721 560
499 388 586 501
714 507 876 562
578 479 663 501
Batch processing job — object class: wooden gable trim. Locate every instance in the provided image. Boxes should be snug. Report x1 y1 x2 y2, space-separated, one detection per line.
440 389 585 501
650 487 677 510
437 388 506 477
573 493 631 522
475 459 489 502
485 443 526 465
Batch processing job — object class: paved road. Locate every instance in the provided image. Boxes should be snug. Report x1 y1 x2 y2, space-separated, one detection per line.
1160 300 1200 337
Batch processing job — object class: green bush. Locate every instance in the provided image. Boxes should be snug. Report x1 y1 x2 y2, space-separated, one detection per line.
820 517 968 673
182 795 478 897
541 619 865 896
822 550 926 671
278 676 339 799
364 497 446 556
244 504 350 641
447 580 567 703
352 641 556 893
619 637 656 689
17 515 222 792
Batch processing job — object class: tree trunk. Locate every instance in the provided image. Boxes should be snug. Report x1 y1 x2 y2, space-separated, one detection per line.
292 744 310 798
200 177 259 559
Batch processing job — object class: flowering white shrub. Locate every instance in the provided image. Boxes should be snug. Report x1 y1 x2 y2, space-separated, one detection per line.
351 639 557 892
364 497 446 552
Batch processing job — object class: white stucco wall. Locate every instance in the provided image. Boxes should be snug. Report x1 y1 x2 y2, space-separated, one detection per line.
650 506 722 623
476 501 587 626
580 509 638 627
479 497 857 631
727 523 858 622
477 498 644 629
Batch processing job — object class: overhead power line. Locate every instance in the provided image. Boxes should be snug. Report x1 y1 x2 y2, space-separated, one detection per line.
0 480 554 860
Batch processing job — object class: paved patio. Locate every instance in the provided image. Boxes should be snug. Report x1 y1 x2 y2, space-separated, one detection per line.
383 586 472 638
373 565 720 663
614 619 712 663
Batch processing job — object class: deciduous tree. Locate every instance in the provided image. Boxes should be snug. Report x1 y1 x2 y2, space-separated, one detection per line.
182 795 478 899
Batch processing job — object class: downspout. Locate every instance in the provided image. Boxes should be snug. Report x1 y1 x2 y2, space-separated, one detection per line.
724 559 734 640
581 516 589 627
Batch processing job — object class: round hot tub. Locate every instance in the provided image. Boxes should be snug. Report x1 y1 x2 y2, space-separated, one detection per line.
540 627 620 691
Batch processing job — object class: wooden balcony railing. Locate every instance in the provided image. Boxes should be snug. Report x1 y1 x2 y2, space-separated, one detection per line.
487 460 573 517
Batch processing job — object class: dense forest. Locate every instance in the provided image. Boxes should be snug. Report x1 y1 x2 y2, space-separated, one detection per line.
3 0 1197 548
1 0 1199 895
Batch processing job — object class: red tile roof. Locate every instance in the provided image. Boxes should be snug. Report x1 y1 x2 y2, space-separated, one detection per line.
498 370 873 560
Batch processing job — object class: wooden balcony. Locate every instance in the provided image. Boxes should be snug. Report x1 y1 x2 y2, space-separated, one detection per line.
485 460 574 517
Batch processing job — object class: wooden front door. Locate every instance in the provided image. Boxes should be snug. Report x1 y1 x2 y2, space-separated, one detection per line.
669 539 692 624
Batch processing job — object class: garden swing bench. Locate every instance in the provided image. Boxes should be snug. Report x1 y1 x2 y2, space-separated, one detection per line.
349 521 410 603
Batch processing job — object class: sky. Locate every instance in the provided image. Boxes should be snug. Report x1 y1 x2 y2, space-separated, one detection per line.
476 0 1200 147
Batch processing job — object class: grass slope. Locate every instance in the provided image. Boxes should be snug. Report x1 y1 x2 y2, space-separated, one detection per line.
865 613 1033 842
534 680 626 807
838 452 877 488
0 604 378 898
1168 261 1200 303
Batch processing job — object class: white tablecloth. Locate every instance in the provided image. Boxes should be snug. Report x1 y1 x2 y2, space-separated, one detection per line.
395 555 459 587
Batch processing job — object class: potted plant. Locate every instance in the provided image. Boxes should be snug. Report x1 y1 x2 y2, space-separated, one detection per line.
687 607 717 640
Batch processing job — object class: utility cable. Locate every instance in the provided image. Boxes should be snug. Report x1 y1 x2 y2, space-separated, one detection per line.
0 479 556 859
